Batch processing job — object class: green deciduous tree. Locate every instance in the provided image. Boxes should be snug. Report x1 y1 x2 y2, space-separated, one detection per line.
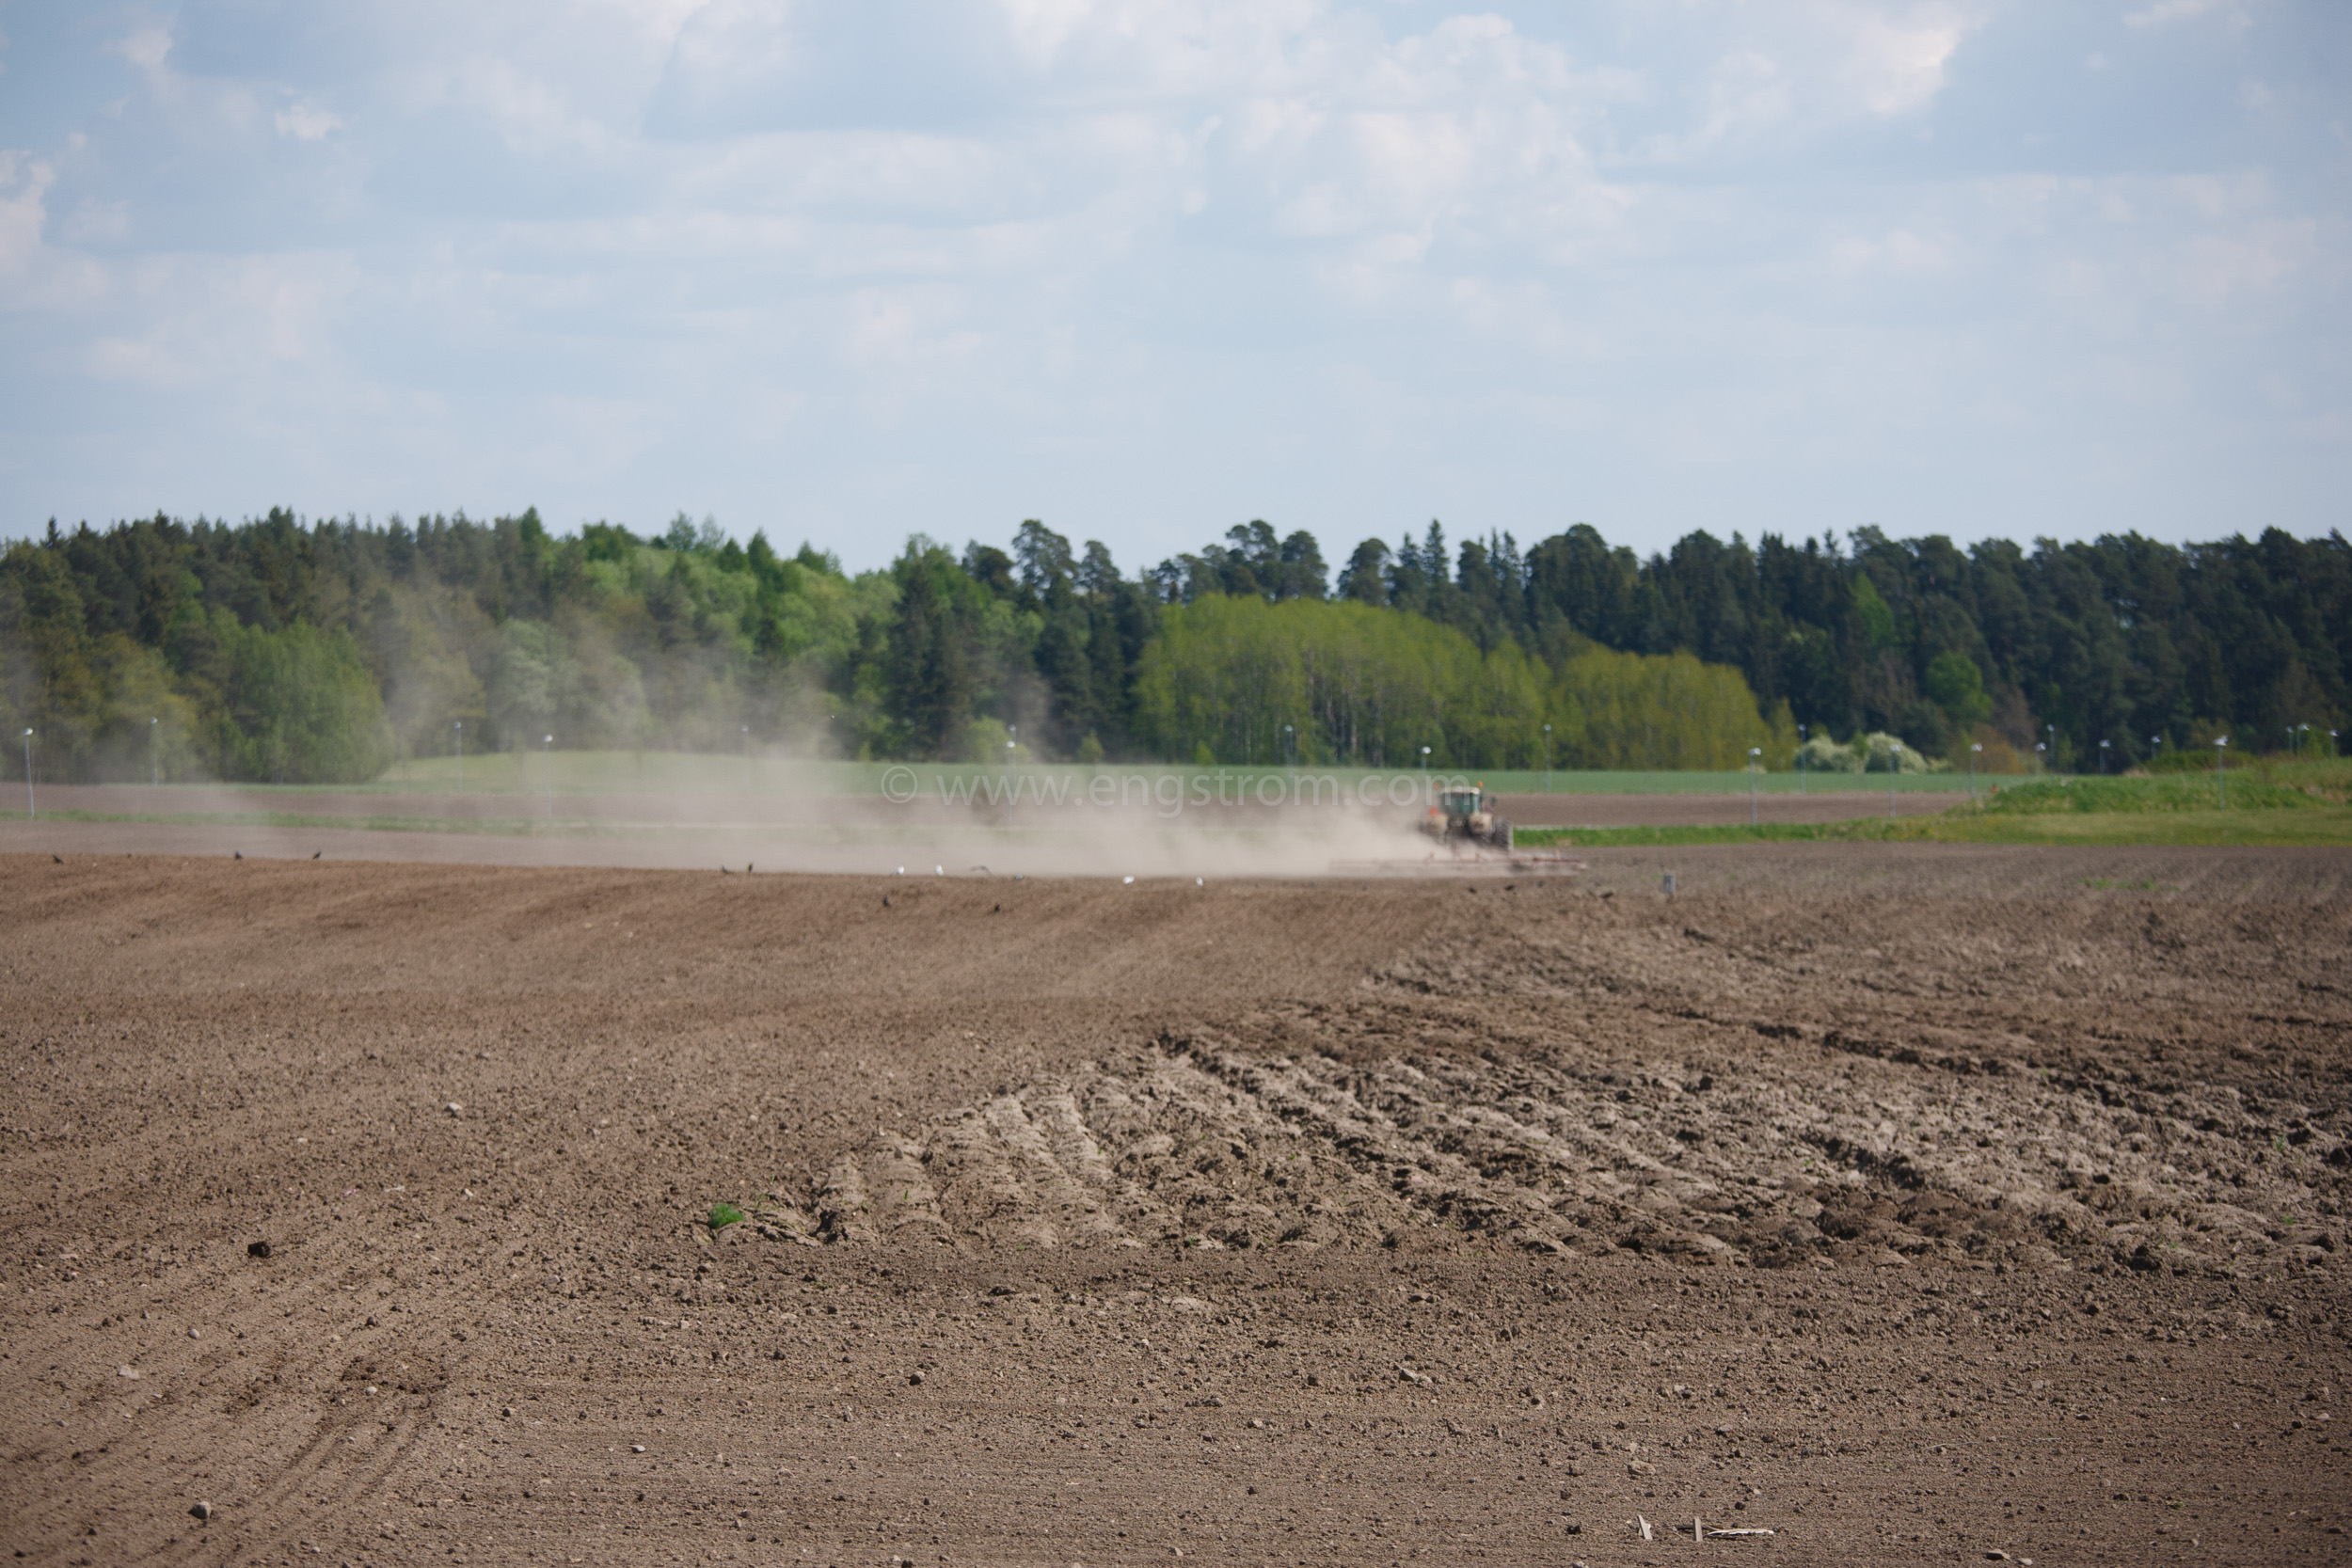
1135 594 1788 770
207 615 394 783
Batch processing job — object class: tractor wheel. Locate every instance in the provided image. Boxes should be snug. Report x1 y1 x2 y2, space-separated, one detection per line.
1493 818 1513 851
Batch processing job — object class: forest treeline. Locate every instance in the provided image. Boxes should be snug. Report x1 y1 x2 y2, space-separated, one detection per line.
1 507 2344 784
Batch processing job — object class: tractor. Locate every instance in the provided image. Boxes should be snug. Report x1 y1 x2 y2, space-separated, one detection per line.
1421 783 1512 851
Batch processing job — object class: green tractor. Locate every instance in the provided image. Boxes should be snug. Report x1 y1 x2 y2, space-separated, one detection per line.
1421 783 1512 851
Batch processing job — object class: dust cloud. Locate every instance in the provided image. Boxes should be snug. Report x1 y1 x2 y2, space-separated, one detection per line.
4 763 1476 879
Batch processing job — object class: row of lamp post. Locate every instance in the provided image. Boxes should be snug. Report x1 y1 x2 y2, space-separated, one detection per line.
22 720 167 814
2285 722 2341 757
447 721 562 817
1152 715 2343 801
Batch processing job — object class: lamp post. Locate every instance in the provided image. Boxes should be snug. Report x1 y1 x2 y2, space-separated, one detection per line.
2216 736 2229 809
2035 741 2046 776
1969 741 1981 798
2099 738 2109 774
1284 723 1295 779
453 720 464 794
1797 723 1807 795
2332 730 2341 759
2047 723 2057 777
1748 747 1761 825
544 734 555 820
21 729 31 819
150 716 160 788
1888 738 1901 819
742 723 752 793
1542 723 1552 792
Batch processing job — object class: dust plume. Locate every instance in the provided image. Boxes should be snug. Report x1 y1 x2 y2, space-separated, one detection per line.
2 762 1505 879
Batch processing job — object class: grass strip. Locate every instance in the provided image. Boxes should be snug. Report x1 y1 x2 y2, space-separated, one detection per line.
1516 806 2352 848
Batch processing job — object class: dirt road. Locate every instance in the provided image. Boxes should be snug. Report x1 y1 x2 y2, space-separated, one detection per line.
2 848 2346 1565
24 784 1967 827
2 783 1970 878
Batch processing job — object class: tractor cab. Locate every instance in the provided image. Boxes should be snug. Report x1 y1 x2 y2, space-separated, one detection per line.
1422 783 1512 849
1435 785 1486 819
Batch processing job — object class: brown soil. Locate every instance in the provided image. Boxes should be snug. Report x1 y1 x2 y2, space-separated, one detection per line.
3 847 2348 1566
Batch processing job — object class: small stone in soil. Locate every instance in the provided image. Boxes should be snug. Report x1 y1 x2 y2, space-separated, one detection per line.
246 1240 270 1259
188 1501 212 1521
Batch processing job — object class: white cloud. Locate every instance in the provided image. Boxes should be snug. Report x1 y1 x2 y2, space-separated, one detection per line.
2124 0 2244 28
59 198 131 245
1840 8 1967 114
1829 226 1951 277
1619 2 1991 166
274 101 344 140
0 150 55 277
1684 49 1796 151
110 26 173 76
83 251 360 388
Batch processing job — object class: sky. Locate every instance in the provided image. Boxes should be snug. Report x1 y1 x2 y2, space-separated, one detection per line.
0 0 2344 575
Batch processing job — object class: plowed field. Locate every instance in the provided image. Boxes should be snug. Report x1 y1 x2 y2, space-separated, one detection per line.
3 847 2348 1565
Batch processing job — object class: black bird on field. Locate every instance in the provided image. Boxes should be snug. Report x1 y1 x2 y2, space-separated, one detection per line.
312 850 322 860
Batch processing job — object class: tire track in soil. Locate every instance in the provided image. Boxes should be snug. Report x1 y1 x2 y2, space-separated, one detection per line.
4 1268 443 1568
775 1024 2345 1279
162 1398 431 1568
739 864 2351 1280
